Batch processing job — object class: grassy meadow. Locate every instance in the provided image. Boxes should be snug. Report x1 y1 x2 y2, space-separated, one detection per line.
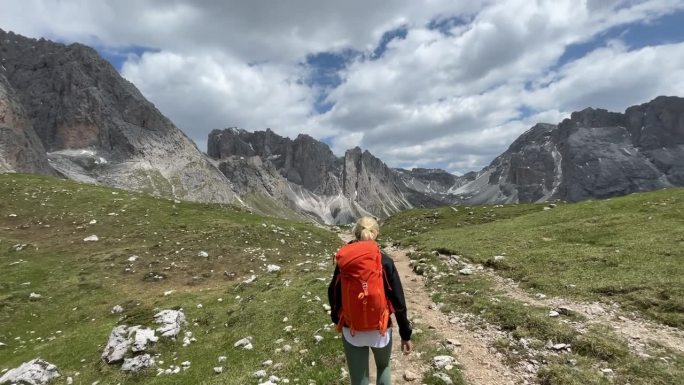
0 173 350 384
382 188 684 385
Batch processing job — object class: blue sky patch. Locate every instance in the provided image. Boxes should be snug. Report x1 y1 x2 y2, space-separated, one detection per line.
371 26 408 59
556 10 684 69
97 45 159 71
427 15 469 36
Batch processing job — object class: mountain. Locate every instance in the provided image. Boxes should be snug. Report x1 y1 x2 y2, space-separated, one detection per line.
3 29 682 221
207 128 414 223
0 29 237 203
452 96 684 204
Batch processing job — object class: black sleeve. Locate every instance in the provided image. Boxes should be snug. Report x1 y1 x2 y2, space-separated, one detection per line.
382 253 412 341
327 265 341 325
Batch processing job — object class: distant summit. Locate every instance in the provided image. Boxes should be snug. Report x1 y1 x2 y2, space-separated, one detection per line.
452 96 684 204
0 28 236 203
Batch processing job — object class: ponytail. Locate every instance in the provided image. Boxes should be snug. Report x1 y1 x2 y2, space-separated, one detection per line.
353 217 379 241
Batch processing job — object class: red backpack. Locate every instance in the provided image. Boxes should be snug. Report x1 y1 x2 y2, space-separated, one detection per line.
335 240 390 336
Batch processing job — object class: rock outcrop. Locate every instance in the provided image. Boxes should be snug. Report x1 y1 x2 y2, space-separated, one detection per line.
452 96 684 204
0 29 236 203
0 73 54 175
0 359 60 385
208 128 413 223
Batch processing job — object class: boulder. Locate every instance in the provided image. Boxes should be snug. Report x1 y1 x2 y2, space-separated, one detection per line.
154 310 186 338
102 325 132 363
0 358 60 385
121 354 154 372
130 327 158 352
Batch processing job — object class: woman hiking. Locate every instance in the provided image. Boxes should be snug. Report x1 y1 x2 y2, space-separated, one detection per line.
328 216 412 385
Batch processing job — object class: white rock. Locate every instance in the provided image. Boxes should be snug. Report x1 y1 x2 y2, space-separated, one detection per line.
493 255 505 262
432 372 453 385
283 325 293 332
458 268 473 275
217 356 227 363
0 359 60 385
88 220 97 225
101 325 131 363
127 255 138 262
121 354 154 372
29 292 42 300
601 368 614 375
66 376 73 384
243 275 257 284
552 343 568 350
131 327 158 352
83 235 99 242
262 360 273 367
154 310 186 338
213 366 223 374
163 290 174 296
548 311 560 317
433 355 456 369
181 361 191 368
198 251 209 258
234 337 253 350
314 335 324 343
266 264 281 273
111 305 124 314
403 370 418 381
253 369 267 378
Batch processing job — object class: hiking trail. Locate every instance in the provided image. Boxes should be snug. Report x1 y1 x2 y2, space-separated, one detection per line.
338 232 522 385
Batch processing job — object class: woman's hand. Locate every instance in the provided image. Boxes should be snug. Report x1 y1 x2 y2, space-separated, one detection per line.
401 339 412 354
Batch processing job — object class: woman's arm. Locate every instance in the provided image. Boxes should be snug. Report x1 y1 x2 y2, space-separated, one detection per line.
327 265 341 324
382 253 412 341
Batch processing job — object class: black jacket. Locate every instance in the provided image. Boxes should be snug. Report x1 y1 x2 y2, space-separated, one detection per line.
327 250 412 341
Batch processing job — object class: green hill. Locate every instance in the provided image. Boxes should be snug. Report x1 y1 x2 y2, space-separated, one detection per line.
0 174 346 384
382 189 684 385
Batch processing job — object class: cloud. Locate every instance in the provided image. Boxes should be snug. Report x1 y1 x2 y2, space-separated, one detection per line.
2 0 683 174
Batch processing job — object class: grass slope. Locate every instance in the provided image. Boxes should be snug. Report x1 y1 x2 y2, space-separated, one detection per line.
383 189 684 327
0 174 349 384
382 189 684 385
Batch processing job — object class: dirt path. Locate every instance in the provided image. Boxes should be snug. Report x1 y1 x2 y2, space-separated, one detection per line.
338 233 523 384
486 271 684 355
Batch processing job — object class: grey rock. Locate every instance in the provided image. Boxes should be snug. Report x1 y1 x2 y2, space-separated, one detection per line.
130 327 158 352
154 310 185 338
403 370 418 381
0 358 60 385
0 29 237 204
431 372 453 385
433 355 456 369
453 96 684 205
121 354 154 372
102 325 131 363
0 73 54 175
208 128 414 224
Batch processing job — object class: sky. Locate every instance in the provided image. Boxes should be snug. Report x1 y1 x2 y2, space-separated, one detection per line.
1 0 684 174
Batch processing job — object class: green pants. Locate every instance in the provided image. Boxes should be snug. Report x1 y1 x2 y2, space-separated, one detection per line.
342 334 392 385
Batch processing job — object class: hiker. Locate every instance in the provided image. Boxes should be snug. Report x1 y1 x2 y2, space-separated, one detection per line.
328 216 412 385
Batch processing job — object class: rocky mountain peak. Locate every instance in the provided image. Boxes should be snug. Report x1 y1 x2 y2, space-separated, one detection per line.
0 29 236 203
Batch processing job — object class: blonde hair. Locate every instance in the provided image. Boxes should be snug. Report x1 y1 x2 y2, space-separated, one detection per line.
353 216 379 241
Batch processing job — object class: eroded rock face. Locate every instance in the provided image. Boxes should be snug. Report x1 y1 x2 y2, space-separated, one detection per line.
208 129 414 223
452 96 684 204
0 358 60 385
0 29 236 203
0 73 54 175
